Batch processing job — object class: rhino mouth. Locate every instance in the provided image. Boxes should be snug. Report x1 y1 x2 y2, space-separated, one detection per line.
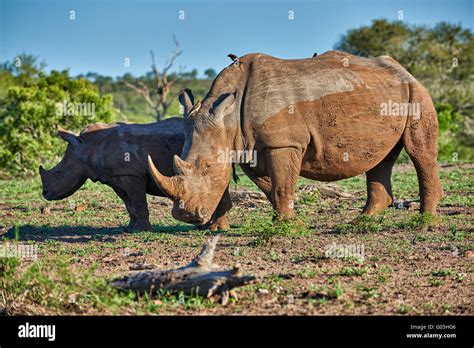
189 219 205 225
40 175 88 201
42 189 68 201
171 208 210 226
42 189 51 200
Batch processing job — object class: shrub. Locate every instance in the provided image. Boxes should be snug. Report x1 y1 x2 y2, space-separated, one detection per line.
0 70 115 177
435 102 471 161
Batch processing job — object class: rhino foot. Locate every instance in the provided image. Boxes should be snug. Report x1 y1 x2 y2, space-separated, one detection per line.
208 216 231 231
124 220 152 233
196 216 231 231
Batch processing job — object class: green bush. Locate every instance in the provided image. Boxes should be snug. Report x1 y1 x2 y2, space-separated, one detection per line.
0 70 115 177
436 102 471 161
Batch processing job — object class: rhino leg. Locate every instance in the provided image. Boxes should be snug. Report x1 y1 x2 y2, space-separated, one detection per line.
265 147 303 221
362 142 403 215
239 163 273 204
113 177 152 232
402 83 443 215
112 186 138 231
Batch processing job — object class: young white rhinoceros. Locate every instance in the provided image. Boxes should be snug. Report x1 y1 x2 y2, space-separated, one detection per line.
39 117 232 232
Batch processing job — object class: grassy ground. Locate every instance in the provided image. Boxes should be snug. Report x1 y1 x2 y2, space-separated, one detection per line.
0 163 472 315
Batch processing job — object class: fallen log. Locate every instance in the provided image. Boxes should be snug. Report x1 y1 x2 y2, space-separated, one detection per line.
110 236 255 304
299 183 354 199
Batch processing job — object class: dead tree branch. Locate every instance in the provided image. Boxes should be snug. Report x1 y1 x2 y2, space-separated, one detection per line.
110 236 255 305
125 36 182 121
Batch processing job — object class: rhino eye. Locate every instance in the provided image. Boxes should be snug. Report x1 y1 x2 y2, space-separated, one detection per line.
203 161 211 169
54 169 61 175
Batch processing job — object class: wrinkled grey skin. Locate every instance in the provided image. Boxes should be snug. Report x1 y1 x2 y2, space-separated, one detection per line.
40 118 232 232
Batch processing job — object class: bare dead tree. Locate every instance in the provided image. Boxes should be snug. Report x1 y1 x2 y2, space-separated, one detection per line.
125 36 182 121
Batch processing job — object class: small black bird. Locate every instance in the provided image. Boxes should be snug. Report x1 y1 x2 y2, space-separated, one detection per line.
227 54 240 66
313 53 318 57
228 53 238 61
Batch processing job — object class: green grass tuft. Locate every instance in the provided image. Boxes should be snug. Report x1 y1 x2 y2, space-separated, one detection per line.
398 213 441 229
431 269 456 277
239 210 312 246
338 266 369 276
335 215 384 233
0 256 215 314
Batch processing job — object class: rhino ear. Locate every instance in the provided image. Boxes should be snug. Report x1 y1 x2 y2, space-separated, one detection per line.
58 126 81 147
179 89 194 115
212 93 236 122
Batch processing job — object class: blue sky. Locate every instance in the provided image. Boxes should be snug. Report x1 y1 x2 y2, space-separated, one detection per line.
0 0 472 78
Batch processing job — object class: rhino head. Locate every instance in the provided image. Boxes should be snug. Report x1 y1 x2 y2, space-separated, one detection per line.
39 128 88 200
148 87 239 225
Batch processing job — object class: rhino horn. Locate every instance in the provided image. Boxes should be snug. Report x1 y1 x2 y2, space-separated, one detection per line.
148 155 179 198
39 165 46 175
173 155 192 175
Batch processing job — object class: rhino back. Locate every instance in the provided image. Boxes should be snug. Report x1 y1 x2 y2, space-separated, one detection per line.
81 118 184 189
240 51 412 180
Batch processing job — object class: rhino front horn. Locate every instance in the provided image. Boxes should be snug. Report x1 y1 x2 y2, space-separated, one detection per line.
148 155 179 198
